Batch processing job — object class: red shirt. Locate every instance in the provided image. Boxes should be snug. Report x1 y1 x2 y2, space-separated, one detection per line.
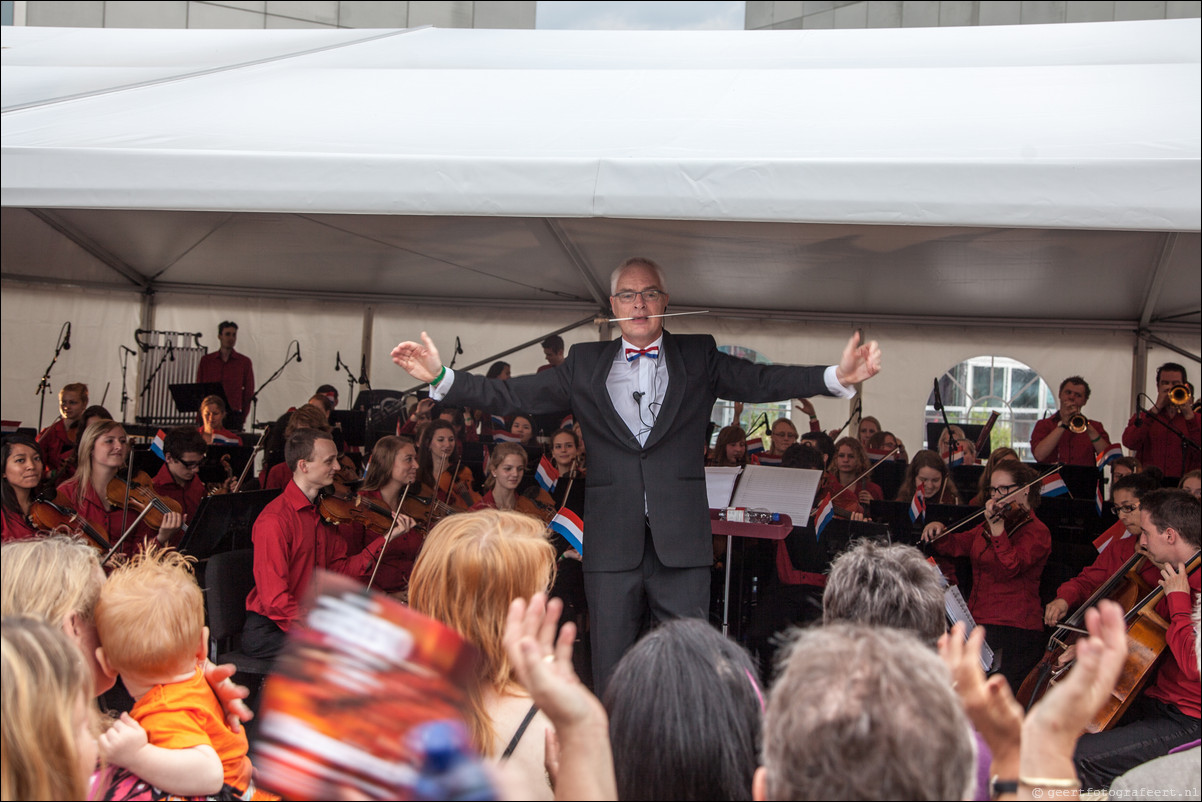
151 464 205 521
245 480 389 631
1054 535 1200 718
933 513 1051 631
1 508 39 542
263 461 292 491
56 476 154 558
36 418 77 474
1121 411 1201 477
1030 416 1110 467
340 489 424 594
196 349 254 415
822 474 883 515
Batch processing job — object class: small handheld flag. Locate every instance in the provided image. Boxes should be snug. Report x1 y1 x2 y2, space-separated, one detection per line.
535 455 559 494
211 431 240 445
947 446 966 468
1040 471 1069 498
813 494 835 541
550 508 584 554
492 431 523 444
150 429 167 461
909 488 926 524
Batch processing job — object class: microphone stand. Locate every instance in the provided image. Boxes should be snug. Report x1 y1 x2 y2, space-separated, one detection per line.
118 346 137 424
248 342 301 430
829 397 863 440
448 336 464 369
358 354 373 392
335 352 360 405
33 322 72 431
933 378 955 457
1133 395 1200 458
140 341 175 396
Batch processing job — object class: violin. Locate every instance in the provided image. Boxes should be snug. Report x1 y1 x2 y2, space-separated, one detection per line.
404 483 467 536
106 471 183 531
318 489 400 538
206 454 235 496
983 499 1033 533
28 495 112 552
437 464 480 508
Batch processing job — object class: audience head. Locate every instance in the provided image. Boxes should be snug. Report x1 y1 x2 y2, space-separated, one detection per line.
604 619 762 801
94 547 204 681
757 625 973 801
1 615 98 802
1 535 111 695
823 541 946 649
408 510 555 753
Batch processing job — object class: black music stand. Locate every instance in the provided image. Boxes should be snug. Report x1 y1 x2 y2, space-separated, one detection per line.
199 445 254 486
178 489 280 561
330 410 367 449
130 444 164 477
170 382 227 415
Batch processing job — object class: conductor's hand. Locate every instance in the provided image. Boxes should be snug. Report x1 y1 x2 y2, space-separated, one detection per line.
835 331 882 387
391 332 443 384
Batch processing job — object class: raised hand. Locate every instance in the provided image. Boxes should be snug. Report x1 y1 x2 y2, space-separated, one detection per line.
390 332 444 384
835 331 882 387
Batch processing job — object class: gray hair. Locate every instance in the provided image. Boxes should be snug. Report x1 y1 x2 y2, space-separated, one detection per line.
823 541 947 649
762 625 974 801
610 257 668 295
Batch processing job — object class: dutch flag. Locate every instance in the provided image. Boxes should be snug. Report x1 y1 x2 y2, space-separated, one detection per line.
867 447 893 463
1040 472 1069 498
813 494 836 541
560 414 575 430
492 431 523 444
150 429 167 461
490 414 507 430
745 437 765 456
550 508 584 554
535 455 559 494
909 487 926 524
1095 480 1105 517
211 432 240 445
947 446 966 468
1095 443 1124 469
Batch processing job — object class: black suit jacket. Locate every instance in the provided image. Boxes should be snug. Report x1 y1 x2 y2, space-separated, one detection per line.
444 331 835 572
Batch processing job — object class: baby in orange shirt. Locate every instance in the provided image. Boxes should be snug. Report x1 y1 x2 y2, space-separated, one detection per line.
94 547 261 798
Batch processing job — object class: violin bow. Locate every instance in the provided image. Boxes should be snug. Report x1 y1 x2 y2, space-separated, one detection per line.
824 446 900 504
925 464 1063 544
101 502 155 565
366 483 412 591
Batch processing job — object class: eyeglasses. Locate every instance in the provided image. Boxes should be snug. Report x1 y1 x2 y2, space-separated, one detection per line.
1116 503 1141 515
989 484 1018 496
613 289 664 304
176 458 205 470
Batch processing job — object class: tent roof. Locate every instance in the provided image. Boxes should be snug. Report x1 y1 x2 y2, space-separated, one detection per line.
2 21 1199 330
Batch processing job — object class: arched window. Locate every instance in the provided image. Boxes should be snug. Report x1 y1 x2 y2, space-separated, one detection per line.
925 356 1055 461
711 346 791 445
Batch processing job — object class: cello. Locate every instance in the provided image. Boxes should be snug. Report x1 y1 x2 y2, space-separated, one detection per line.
1018 548 1200 732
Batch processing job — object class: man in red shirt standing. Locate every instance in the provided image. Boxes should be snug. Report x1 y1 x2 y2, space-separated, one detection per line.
1030 376 1113 466
1122 362 1200 478
196 321 254 431
242 427 413 659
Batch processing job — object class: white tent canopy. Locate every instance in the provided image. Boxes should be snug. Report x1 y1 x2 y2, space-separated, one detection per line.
2 20 1199 452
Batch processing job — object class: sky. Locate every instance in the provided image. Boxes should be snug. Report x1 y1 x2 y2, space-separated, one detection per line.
536 1 746 30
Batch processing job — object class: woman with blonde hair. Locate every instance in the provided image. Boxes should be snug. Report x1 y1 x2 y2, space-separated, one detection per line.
408 510 557 798
896 449 961 505
2 615 99 801
471 443 542 517
824 436 883 515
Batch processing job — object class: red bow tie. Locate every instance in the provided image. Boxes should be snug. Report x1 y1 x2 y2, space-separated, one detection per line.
625 346 660 362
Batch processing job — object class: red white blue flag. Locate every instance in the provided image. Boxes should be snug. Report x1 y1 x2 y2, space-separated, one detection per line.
150 429 167 461
1095 480 1105 517
211 431 240 445
492 431 523 444
948 446 966 468
1040 471 1069 498
813 493 835 540
909 487 926 524
535 455 559 494
745 437 765 456
1096 443 1124 469
550 508 584 554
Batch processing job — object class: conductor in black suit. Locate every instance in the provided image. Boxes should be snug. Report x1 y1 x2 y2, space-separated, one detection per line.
391 257 882 690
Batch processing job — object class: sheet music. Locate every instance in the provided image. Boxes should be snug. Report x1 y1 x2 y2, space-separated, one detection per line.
705 466 742 509
944 585 995 673
729 465 823 526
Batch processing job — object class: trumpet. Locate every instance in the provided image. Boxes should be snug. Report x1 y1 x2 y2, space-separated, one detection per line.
1067 413 1088 434
1169 385 1193 406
